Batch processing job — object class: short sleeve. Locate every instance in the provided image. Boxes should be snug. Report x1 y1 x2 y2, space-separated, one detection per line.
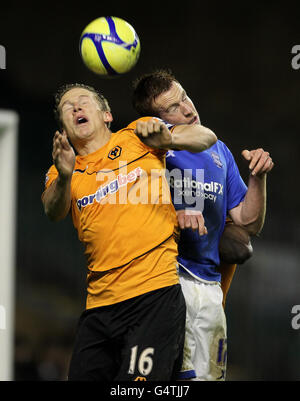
44 164 58 190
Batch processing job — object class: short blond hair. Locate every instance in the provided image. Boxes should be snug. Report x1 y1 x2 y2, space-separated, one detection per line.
54 83 111 129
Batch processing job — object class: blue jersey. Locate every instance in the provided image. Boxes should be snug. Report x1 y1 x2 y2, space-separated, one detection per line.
166 140 247 282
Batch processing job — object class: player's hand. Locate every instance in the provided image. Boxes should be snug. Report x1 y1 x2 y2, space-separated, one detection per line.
52 130 75 180
176 209 208 236
241 148 274 176
134 119 172 149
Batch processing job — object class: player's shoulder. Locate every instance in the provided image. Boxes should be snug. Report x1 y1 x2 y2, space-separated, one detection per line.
123 116 163 131
213 139 234 157
44 163 58 189
45 155 86 179
214 139 227 149
112 117 150 140
113 118 161 143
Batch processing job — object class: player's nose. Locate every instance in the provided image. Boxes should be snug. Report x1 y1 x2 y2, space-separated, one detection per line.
180 102 193 116
73 103 82 113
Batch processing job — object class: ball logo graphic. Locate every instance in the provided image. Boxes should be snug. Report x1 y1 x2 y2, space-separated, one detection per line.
79 16 141 76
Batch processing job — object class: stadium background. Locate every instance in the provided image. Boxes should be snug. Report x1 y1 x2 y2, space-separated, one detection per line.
0 1 299 380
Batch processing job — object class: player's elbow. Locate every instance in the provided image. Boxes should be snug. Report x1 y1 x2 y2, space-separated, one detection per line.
42 198 68 222
219 240 253 265
197 127 217 152
242 219 264 237
234 241 253 264
206 128 218 146
218 223 254 264
47 211 66 222
206 129 217 148
43 204 64 222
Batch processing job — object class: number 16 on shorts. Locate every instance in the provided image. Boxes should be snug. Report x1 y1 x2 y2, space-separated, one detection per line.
128 346 155 377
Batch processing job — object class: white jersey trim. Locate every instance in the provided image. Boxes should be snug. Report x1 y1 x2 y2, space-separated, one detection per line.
178 262 220 286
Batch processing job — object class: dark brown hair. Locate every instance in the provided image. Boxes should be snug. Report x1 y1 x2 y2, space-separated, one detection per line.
53 83 111 130
132 69 178 116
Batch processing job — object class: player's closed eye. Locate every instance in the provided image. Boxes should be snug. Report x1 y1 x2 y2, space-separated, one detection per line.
61 103 73 113
79 99 90 106
167 104 179 113
167 94 189 113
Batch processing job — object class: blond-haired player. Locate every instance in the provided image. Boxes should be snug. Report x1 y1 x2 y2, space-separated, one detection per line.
42 83 217 381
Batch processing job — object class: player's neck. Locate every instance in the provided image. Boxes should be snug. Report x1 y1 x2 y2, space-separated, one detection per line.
75 127 112 156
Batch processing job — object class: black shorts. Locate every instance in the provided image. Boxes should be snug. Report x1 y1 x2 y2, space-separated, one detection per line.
68 284 186 381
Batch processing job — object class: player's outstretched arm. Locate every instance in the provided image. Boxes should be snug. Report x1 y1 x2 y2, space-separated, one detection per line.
171 123 217 152
134 118 217 152
229 148 274 236
42 131 75 222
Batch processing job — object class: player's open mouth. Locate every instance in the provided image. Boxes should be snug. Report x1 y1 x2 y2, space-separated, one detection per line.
76 116 89 125
189 116 198 125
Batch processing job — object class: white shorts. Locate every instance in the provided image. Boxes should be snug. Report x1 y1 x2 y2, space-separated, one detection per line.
178 271 227 381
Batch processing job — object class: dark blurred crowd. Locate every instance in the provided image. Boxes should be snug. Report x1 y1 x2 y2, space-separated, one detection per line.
14 334 73 381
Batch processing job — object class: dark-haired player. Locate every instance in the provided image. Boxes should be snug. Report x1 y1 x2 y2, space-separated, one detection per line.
132 70 274 380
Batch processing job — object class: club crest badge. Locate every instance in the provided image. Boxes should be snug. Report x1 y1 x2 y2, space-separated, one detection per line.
108 146 122 160
211 151 223 168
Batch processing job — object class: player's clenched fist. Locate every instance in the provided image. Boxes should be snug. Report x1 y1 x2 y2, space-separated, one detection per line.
52 131 75 179
134 118 172 149
241 148 274 176
176 209 208 236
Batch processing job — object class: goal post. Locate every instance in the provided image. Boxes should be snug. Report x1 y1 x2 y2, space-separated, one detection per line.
0 110 18 381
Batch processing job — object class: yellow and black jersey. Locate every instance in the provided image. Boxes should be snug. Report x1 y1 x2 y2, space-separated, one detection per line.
44 117 179 309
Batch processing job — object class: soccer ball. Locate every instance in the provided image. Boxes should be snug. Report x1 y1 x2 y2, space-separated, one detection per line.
79 16 141 76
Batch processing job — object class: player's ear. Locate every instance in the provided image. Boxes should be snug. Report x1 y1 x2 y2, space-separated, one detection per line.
103 110 113 124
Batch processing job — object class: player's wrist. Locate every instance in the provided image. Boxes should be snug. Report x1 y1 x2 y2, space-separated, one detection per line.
167 133 180 150
57 171 72 186
159 132 173 150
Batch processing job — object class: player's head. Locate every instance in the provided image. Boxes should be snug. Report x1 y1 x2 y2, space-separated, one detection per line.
54 83 113 139
132 69 200 126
